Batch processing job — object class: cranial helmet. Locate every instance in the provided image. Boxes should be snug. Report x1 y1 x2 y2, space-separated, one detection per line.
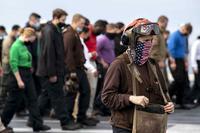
121 18 160 46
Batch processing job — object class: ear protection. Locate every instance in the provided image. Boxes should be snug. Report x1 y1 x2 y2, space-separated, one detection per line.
121 27 135 46
121 32 129 45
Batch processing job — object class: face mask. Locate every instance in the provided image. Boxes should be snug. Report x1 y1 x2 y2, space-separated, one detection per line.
134 41 152 66
57 22 66 31
116 32 123 37
84 36 90 42
33 22 40 30
93 30 101 36
106 33 116 40
76 27 83 33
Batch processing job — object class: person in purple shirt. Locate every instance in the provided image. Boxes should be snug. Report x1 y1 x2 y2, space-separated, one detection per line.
94 23 117 116
97 23 117 68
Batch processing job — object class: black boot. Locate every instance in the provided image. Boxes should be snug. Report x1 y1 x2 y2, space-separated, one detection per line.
33 125 51 132
61 121 82 130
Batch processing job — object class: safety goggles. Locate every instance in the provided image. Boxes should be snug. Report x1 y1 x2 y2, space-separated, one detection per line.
132 23 160 35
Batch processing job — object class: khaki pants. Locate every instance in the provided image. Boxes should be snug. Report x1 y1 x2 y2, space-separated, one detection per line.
86 62 98 115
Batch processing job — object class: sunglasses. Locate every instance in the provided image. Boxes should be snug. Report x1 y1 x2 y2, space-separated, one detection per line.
132 23 160 35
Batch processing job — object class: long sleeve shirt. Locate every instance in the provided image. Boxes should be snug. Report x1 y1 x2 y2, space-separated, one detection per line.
168 30 187 59
191 39 200 71
9 38 32 73
96 34 115 64
80 38 96 73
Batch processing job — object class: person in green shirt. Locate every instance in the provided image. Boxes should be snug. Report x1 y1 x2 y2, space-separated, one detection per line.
0 27 50 132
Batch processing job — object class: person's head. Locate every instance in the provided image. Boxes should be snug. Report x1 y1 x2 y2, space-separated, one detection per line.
163 30 170 41
105 23 117 40
20 27 36 43
28 13 41 29
197 36 200 40
121 18 160 65
157 15 168 31
180 23 193 36
11 25 21 38
84 17 90 27
52 8 68 26
79 26 90 41
116 22 125 34
71 13 86 33
93 20 108 36
0 25 7 36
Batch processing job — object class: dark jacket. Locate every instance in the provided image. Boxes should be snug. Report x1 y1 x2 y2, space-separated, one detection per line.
25 23 40 71
37 21 65 77
101 53 171 130
63 26 86 72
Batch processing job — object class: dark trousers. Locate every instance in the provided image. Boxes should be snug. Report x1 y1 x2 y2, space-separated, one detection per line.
169 58 190 105
94 62 110 115
190 60 200 102
38 76 70 126
112 126 131 133
1 68 43 129
65 68 90 121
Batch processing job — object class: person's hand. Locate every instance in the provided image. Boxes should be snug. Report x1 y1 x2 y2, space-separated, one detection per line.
102 61 109 69
169 57 176 70
129 96 149 107
91 51 97 58
192 68 198 74
49 76 57 83
185 60 189 71
30 67 34 74
170 62 176 70
17 80 25 89
93 70 98 77
158 61 165 69
164 102 174 113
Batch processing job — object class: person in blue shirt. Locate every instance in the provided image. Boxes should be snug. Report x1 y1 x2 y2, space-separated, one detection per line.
167 23 192 109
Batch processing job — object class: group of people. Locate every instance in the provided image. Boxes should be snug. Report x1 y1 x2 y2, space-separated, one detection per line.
0 8 199 133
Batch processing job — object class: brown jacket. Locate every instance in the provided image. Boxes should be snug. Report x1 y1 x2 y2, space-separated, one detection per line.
63 26 86 72
101 53 171 130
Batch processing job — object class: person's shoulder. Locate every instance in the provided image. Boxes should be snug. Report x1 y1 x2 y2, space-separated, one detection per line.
3 35 12 45
170 30 179 37
97 34 107 43
97 34 106 40
63 25 76 37
10 39 20 50
111 53 129 67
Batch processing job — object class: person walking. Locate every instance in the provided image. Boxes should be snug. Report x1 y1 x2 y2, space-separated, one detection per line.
36 9 81 130
0 27 50 132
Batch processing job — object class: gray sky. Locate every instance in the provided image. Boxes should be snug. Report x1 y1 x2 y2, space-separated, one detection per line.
0 0 199 43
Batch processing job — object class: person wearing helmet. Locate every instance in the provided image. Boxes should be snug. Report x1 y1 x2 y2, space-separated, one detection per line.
101 18 174 133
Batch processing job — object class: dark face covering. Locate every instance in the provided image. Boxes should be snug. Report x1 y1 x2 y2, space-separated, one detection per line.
117 32 123 37
84 36 90 42
134 41 152 66
93 30 102 36
105 33 116 40
57 22 66 31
